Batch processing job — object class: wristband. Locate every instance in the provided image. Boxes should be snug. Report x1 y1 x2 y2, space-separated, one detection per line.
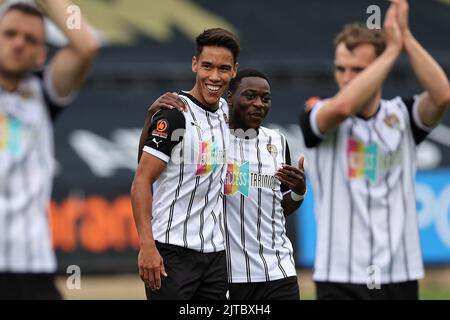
291 189 306 202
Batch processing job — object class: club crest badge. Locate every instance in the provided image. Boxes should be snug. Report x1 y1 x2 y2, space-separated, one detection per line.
383 113 400 129
266 144 278 157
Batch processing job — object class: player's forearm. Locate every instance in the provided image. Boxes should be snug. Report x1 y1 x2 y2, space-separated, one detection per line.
333 46 401 116
131 178 156 247
281 192 303 216
404 32 450 108
37 0 98 58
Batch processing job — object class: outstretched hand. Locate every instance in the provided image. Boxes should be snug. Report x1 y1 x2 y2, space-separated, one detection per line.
275 156 306 196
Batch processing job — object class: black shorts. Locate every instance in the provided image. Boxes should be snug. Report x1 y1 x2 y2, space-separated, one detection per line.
315 280 418 300
229 276 300 300
0 273 62 300
146 242 228 300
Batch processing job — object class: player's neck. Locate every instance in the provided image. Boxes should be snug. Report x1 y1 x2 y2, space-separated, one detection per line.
0 72 21 92
229 118 259 139
229 116 245 131
188 86 219 112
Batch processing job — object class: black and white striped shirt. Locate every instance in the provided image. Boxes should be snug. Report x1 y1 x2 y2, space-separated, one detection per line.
143 92 229 253
299 96 429 284
0 68 73 273
223 127 296 283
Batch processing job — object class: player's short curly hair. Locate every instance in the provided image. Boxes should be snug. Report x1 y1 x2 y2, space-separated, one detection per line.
334 23 386 57
229 68 270 94
196 28 240 63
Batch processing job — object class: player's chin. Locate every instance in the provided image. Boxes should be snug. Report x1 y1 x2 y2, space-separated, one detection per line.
247 117 263 129
1 62 30 77
203 90 222 106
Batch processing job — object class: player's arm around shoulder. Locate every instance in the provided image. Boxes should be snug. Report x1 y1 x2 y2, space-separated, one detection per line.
38 0 99 99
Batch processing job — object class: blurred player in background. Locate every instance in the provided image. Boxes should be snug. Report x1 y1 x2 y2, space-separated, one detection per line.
0 1 98 299
225 68 305 300
299 0 450 299
131 28 239 300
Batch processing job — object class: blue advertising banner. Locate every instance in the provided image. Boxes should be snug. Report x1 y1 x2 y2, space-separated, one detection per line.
297 170 450 267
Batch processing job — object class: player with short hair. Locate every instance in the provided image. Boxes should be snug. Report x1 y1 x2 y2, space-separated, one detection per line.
299 0 450 299
131 28 239 300
225 68 305 300
0 1 98 299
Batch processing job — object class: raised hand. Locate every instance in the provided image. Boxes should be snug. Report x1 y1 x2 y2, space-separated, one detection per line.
384 1 403 52
390 0 410 36
147 92 187 118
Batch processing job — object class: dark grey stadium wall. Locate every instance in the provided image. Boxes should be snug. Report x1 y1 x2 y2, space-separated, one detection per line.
50 0 450 273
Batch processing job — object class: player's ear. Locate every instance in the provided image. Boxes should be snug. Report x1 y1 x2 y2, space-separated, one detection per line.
192 56 198 73
227 90 233 107
232 62 239 78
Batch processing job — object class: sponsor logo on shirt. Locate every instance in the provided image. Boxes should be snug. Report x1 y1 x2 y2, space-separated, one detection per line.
196 141 226 176
224 161 250 196
152 119 169 138
152 138 163 148
224 161 279 196
347 137 402 182
347 137 378 182
0 114 23 157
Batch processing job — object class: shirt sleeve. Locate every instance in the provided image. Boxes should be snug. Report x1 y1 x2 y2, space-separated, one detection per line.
143 109 185 163
280 140 292 193
299 99 325 148
34 66 77 121
401 96 433 145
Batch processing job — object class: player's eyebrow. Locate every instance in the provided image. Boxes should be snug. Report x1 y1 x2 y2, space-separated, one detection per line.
219 64 232 70
200 61 232 70
242 89 270 94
